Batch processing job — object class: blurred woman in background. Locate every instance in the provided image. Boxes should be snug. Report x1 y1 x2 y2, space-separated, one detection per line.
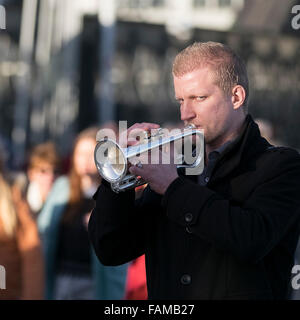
0 147 44 299
38 127 128 300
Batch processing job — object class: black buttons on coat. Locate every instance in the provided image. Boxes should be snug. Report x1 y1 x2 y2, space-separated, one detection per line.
185 213 193 223
185 213 193 234
181 274 191 285
185 226 192 234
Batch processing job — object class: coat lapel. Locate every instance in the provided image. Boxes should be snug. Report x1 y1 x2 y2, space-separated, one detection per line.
209 115 271 185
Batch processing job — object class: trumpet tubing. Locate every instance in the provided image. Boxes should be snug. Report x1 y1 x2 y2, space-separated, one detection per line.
94 124 204 192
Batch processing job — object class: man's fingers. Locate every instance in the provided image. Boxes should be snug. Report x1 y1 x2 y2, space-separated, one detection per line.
129 164 142 176
129 153 149 166
128 124 160 145
129 122 160 131
130 148 176 166
120 123 160 147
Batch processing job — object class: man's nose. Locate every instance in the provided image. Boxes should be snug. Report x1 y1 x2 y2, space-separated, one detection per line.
180 102 196 122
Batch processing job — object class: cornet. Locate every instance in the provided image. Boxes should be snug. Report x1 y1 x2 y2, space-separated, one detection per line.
94 124 204 193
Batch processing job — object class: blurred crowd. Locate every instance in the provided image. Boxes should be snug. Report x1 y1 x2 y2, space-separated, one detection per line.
0 124 147 300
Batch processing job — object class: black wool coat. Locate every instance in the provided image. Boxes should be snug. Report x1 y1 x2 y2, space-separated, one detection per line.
88 115 300 299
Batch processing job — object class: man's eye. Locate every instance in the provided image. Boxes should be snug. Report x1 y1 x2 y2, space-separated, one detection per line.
196 96 206 101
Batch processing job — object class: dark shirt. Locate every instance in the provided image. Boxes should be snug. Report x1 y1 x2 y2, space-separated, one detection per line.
198 140 233 186
56 198 94 276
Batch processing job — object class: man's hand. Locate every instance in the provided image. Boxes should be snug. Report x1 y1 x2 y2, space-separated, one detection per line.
129 149 179 195
119 122 160 147
120 122 179 195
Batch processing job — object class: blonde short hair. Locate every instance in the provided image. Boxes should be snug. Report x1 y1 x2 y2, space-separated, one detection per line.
172 41 249 111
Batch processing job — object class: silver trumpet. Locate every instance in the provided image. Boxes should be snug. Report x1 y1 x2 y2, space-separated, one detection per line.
94 124 204 193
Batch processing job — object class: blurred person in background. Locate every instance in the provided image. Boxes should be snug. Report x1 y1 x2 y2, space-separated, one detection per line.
125 253 147 300
37 127 128 300
13 142 61 219
0 143 44 299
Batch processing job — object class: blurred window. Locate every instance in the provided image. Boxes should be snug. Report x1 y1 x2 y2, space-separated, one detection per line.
194 0 206 7
219 0 231 7
118 0 164 9
152 0 164 7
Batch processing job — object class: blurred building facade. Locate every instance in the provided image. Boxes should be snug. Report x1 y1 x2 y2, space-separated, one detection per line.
0 0 299 168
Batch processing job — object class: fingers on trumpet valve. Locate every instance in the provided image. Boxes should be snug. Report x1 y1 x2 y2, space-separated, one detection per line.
123 123 161 147
136 162 143 169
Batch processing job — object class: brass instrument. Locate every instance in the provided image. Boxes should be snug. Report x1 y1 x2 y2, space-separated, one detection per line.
94 124 204 192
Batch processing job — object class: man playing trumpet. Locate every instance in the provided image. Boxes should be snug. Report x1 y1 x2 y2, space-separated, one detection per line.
89 42 300 300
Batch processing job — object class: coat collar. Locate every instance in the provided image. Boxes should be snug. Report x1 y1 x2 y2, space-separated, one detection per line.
208 114 271 184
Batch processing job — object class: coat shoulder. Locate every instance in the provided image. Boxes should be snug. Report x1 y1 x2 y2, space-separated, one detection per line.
257 145 300 181
258 145 300 163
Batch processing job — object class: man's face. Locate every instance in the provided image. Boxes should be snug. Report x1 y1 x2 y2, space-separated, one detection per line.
173 67 236 147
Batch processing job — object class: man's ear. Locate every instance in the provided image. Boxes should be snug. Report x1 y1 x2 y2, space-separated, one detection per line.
231 85 246 110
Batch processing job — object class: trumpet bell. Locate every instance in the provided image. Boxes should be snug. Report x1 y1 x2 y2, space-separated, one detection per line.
94 139 127 183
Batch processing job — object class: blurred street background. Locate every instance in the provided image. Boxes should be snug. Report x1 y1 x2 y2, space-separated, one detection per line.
0 0 299 168
0 0 300 301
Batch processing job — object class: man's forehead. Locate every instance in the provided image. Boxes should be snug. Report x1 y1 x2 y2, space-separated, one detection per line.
173 66 216 81
173 67 218 92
